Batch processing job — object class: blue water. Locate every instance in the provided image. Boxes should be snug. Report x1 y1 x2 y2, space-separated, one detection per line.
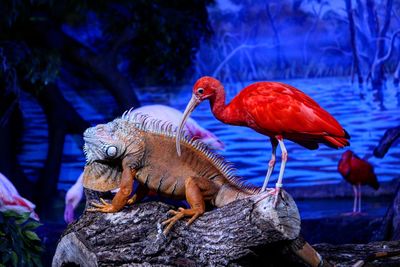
18 77 400 193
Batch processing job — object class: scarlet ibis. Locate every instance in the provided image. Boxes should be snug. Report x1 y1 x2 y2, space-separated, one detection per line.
338 150 379 213
0 172 39 220
64 104 224 223
176 76 350 205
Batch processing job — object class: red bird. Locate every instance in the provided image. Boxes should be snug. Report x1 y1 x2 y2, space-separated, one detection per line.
338 150 379 213
176 76 350 205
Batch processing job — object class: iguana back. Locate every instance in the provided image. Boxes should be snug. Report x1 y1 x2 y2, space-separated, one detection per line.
83 112 259 208
82 111 260 233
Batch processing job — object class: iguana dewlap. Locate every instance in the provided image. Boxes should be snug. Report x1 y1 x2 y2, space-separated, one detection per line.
83 112 259 234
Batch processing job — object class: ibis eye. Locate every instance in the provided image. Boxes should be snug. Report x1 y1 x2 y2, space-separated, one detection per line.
197 88 204 94
106 146 117 157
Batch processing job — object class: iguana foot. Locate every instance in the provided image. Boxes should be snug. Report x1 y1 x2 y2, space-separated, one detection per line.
161 207 203 235
126 195 137 205
87 198 119 213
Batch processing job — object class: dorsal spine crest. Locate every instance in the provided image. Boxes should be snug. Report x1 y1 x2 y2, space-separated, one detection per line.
120 109 259 194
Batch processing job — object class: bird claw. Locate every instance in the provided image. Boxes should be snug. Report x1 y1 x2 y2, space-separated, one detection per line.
267 187 283 208
87 198 117 213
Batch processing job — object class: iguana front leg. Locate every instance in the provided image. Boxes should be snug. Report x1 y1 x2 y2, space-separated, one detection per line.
127 184 149 205
162 176 217 235
88 164 136 213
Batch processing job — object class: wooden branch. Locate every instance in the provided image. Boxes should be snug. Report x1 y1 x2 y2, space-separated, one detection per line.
373 125 400 158
52 189 311 266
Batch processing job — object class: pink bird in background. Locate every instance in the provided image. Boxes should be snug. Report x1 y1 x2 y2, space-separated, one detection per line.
64 104 225 223
338 150 379 214
64 172 84 224
0 172 39 221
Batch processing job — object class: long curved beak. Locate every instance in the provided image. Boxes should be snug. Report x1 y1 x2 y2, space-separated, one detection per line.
176 94 200 156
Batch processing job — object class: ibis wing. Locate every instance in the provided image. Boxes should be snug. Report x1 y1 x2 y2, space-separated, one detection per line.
241 83 345 138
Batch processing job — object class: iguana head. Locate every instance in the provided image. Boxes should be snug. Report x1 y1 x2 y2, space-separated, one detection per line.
82 118 144 192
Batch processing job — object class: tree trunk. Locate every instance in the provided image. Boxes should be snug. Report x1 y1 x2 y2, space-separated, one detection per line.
393 59 400 86
314 241 400 266
61 32 141 114
0 106 34 198
28 83 90 212
52 189 327 267
345 0 363 86
266 3 287 72
371 0 394 88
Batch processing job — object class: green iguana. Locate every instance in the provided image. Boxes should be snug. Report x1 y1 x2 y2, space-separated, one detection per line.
82 111 327 267
83 111 259 234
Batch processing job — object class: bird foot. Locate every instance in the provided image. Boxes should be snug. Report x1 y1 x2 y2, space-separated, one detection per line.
267 187 283 208
161 207 202 235
87 198 118 213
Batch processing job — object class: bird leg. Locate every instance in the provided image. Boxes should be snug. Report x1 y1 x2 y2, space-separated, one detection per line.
267 136 287 207
352 185 358 213
261 139 278 191
359 185 362 213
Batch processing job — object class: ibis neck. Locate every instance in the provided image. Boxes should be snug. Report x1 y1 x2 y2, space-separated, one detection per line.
209 89 228 122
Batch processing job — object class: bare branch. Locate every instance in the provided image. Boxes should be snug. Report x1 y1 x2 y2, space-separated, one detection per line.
212 43 276 78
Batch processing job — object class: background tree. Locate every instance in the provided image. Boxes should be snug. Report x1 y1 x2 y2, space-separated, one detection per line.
0 0 214 212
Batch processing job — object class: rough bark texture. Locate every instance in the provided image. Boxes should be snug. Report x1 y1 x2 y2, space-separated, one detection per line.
53 189 306 267
372 182 400 241
315 241 400 267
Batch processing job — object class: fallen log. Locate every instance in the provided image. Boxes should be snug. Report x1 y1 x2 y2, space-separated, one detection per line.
315 241 400 266
52 189 325 266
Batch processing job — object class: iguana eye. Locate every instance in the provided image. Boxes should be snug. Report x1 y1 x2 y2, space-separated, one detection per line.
197 88 204 94
106 146 117 157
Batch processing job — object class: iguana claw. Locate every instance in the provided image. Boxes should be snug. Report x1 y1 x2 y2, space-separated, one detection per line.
161 207 202 235
87 198 118 213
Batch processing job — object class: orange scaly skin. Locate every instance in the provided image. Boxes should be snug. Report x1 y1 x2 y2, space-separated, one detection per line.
82 114 259 234
177 76 350 206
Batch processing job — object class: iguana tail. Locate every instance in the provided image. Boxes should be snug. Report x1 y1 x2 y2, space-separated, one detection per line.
213 184 259 208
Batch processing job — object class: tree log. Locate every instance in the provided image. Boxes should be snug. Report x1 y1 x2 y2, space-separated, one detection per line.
52 189 309 266
315 241 400 266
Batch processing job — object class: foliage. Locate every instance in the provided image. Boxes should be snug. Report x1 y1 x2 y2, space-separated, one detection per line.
0 0 215 88
0 211 43 267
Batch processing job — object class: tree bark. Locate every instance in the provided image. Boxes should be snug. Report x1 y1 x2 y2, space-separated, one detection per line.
52 189 319 267
315 241 400 266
